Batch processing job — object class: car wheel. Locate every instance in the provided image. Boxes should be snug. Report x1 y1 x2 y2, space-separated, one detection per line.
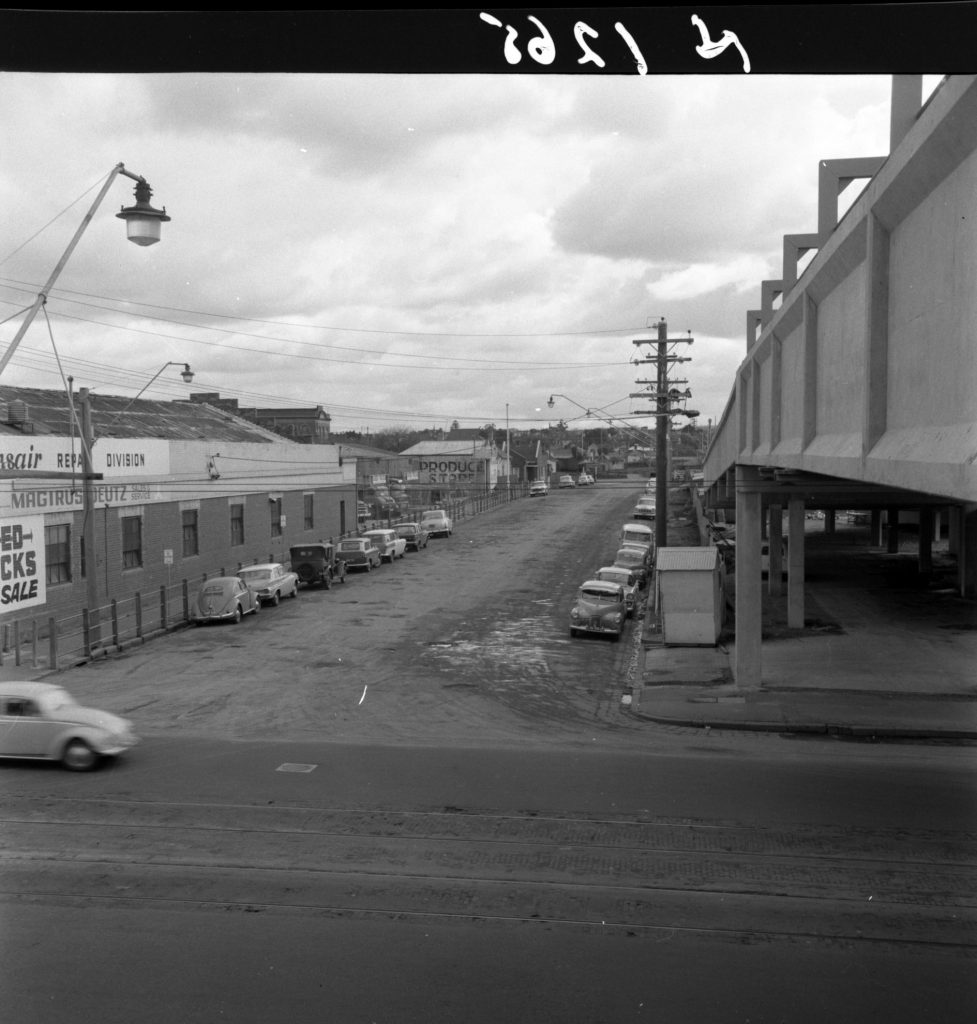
62 739 99 772
233 606 243 623
324 574 332 590
272 591 280 607
365 561 372 572
569 628 578 638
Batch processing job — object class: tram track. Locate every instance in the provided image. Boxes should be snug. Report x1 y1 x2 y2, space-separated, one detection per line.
3 798 975 952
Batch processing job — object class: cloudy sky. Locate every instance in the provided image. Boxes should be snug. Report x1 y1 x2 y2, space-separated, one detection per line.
0 51 935 435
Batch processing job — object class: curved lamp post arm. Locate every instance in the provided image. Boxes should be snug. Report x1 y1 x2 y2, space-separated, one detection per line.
0 163 169 379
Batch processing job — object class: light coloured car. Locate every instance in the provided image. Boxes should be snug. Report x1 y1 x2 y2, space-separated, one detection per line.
613 546 654 590
621 522 655 552
238 562 299 606
569 580 627 641
420 509 453 537
363 528 407 563
337 536 382 571
190 576 261 624
577 472 595 486
529 481 549 497
633 496 657 519
0 681 138 771
592 565 640 618
558 474 576 488
395 522 429 551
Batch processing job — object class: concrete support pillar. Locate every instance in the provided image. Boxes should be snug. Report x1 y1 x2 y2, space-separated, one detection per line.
918 507 934 575
733 465 763 690
787 498 806 629
871 510 884 547
887 508 900 554
767 504 783 596
961 508 977 598
824 509 836 534
948 506 961 556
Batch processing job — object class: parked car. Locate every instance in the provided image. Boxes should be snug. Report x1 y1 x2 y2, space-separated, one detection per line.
337 536 382 571
395 522 429 551
0 681 139 771
613 546 654 589
558 474 576 488
577 472 595 486
633 495 657 519
190 576 261 624
621 522 655 553
420 509 453 537
288 542 348 589
569 580 627 640
238 562 300 605
592 565 640 618
529 481 549 497
363 528 407 563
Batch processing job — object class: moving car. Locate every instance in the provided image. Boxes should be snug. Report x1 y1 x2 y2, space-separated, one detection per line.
337 536 382 571
613 546 654 589
633 495 657 519
363 528 407 563
577 472 595 486
288 542 347 588
190 576 261 624
529 480 549 497
395 522 429 551
0 681 139 771
569 580 627 640
238 562 299 605
558 474 576 488
592 565 640 618
420 509 453 537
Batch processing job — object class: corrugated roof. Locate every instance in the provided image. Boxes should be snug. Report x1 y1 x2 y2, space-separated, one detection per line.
0 385 286 443
655 547 721 572
400 440 493 456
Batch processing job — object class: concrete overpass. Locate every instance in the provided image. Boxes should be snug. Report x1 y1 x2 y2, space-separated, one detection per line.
701 75 977 687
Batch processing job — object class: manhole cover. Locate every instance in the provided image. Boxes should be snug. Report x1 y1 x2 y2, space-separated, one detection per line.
276 763 318 773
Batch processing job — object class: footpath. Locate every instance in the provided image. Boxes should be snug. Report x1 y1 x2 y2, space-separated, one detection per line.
631 526 977 742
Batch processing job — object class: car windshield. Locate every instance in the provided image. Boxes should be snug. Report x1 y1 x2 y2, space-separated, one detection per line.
580 587 619 605
240 569 272 583
339 541 362 551
598 571 627 585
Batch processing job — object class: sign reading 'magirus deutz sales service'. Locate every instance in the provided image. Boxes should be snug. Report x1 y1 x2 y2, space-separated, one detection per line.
0 515 44 611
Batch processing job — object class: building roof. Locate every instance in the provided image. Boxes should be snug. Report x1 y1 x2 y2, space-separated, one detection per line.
0 385 287 444
400 439 495 456
655 547 722 572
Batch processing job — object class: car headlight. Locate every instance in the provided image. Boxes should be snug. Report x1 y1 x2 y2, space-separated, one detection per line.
570 608 580 620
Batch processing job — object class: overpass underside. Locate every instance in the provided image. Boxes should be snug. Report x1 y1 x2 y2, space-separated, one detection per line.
701 75 977 688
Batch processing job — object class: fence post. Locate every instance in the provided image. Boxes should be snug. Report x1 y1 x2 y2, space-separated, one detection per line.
48 617 58 672
111 600 119 647
82 610 91 656
135 592 143 639
13 620 20 666
31 619 37 667
182 579 189 621
160 586 167 631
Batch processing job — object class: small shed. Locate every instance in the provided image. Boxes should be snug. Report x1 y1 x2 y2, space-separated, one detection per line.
655 546 724 646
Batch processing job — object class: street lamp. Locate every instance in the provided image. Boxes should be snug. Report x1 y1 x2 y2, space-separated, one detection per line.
0 163 171 378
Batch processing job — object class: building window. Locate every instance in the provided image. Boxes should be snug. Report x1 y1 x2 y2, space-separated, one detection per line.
304 493 314 530
122 515 142 569
270 496 283 537
230 503 244 546
182 509 199 558
45 524 71 585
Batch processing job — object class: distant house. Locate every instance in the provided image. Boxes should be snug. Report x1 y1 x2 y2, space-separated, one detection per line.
188 394 331 444
509 438 550 483
551 446 583 474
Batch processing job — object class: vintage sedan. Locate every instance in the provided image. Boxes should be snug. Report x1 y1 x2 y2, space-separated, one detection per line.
557 474 576 488
288 542 347 588
633 495 657 519
363 528 407 563
420 509 453 537
592 565 641 618
569 580 627 641
0 681 138 771
395 522 429 551
577 472 595 486
528 480 549 497
613 546 654 590
190 576 261 624
238 562 299 605
337 536 382 571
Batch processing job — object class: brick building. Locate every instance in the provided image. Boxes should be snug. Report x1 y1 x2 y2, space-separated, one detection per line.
0 386 355 625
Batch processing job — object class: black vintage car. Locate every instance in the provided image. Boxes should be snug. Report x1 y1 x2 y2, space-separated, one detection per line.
288 543 347 589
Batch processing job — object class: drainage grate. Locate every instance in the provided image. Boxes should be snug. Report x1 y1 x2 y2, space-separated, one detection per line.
276 763 318 773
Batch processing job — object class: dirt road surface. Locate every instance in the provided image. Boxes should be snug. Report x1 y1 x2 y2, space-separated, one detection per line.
53 480 673 747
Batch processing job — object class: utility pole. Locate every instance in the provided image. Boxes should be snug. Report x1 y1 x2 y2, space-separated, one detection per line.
79 389 101 650
632 318 697 551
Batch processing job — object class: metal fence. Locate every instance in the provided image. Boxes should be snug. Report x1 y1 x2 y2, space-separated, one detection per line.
0 484 528 675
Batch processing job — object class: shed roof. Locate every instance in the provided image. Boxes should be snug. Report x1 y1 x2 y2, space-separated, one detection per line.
655 547 722 572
